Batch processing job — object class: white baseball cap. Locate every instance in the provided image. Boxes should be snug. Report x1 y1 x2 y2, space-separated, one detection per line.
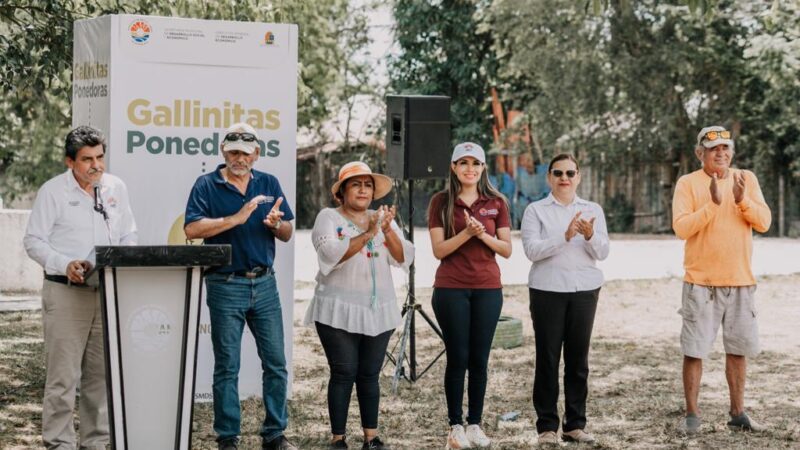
451 142 486 163
222 122 260 154
697 125 734 150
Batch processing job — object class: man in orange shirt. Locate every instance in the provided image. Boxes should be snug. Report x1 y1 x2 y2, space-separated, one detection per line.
672 125 771 435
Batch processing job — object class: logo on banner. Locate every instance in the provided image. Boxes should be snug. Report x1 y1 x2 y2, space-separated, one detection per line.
130 20 152 44
128 306 173 352
263 31 275 46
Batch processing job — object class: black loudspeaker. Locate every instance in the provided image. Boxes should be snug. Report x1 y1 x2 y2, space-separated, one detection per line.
386 95 451 180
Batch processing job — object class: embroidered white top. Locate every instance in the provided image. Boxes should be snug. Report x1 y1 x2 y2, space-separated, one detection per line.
24 170 138 275
304 208 415 336
521 193 609 292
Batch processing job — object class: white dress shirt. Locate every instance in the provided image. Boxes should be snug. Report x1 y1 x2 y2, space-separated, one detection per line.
24 170 138 276
521 193 609 292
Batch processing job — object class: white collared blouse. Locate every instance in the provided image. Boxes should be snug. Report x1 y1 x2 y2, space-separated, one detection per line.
521 193 609 292
304 208 415 336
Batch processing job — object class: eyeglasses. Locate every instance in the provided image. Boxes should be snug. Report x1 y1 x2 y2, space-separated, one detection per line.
551 169 577 178
224 132 257 142
702 130 731 142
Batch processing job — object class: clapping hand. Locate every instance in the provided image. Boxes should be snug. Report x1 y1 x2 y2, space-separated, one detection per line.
464 210 485 237
263 197 285 229
577 216 596 240
709 173 722 205
379 205 397 234
565 211 582 241
366 208 381 238
234 200 259 225
733 171 746 204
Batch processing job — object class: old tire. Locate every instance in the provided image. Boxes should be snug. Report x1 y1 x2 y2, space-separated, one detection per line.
492 315 523 349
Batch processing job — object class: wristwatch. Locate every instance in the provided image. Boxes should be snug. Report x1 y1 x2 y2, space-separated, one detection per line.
271 218 282 230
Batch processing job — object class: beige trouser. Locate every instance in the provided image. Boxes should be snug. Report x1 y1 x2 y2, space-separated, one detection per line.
42 280 108 450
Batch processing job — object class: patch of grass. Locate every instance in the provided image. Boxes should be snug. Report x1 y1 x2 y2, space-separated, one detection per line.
0 311 45 449
2 278 799 449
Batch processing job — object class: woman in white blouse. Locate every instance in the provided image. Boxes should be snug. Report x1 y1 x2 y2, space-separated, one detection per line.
520 154 610 445
304 161 414 450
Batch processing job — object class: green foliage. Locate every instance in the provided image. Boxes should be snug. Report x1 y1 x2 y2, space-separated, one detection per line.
389 0 498 147
0 0 374 201
0 1 117 197
390 0 798 233
486 0 798 233
606 192 635 233
485 0 756 169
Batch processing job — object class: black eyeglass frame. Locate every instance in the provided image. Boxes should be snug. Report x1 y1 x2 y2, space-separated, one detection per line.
550 169 578 178
223 132 257 143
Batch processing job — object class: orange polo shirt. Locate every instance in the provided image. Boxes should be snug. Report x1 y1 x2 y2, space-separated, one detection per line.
672 168 771 286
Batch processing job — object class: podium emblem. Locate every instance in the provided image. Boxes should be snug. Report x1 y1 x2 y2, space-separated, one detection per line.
128 306 173 352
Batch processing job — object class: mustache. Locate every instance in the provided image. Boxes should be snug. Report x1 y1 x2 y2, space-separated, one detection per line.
228 164 251 173
87 168 103 174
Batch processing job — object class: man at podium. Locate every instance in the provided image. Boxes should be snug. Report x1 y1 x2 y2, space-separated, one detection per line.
24 126 138 450
184 123 296 450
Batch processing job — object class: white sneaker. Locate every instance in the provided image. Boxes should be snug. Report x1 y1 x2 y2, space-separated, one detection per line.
446 424 472 449
465 424 491 448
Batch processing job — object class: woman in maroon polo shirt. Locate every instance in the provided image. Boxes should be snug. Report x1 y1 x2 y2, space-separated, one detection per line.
427 142 512 450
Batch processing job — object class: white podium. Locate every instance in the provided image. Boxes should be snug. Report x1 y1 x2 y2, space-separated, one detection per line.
95 245 230 449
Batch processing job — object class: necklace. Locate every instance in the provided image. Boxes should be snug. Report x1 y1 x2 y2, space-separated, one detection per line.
337 207 379 308
339 207 369 229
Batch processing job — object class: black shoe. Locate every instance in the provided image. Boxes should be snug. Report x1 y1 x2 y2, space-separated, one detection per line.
362 436 390 450
263 434 298 450
218 438 239 450
329 436 348 449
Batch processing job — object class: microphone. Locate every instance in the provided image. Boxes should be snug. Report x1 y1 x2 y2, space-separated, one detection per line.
92 182 109 221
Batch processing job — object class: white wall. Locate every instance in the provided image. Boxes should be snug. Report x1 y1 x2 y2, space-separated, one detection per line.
0 209 42 292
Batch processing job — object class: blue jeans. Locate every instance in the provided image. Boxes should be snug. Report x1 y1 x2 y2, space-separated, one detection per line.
205 272 288 442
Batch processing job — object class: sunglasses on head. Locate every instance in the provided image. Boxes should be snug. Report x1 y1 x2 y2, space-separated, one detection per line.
551 169 577 178
702 130 731 142
224 132 257 143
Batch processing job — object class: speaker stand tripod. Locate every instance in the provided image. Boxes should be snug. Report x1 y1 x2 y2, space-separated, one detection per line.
386 179 445 393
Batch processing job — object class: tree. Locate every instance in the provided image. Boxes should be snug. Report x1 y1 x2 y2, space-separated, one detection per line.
0 0 374 202
390 0 498 147
0 1 119 198
737 1 800 235
483 0 796 233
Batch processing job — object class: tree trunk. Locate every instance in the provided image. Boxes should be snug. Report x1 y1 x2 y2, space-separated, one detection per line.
779 172 785 237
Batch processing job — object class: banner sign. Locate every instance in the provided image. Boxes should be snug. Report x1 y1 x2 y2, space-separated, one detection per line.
73 14 298 400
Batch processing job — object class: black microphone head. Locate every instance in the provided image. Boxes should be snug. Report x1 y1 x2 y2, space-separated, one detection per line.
92 182 104 213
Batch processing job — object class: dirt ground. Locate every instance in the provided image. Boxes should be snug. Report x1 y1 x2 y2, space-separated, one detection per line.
1 275 798 449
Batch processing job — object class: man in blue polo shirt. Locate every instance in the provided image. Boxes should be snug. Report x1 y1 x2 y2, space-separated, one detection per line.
184 122 296 450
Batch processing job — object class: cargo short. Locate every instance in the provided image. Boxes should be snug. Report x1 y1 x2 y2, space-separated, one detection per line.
679 282 759 359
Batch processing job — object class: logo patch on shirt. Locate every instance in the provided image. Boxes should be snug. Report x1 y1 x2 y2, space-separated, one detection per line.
69 200 80 207
265 195 275 203
478 208 498 217
107 197 118 208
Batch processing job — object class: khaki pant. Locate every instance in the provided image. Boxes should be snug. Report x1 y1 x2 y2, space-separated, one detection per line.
41 280 108 450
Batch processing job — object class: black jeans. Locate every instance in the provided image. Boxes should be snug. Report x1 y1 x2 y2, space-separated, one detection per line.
432 287 503 426
315 322 393 435
529 288 599 433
